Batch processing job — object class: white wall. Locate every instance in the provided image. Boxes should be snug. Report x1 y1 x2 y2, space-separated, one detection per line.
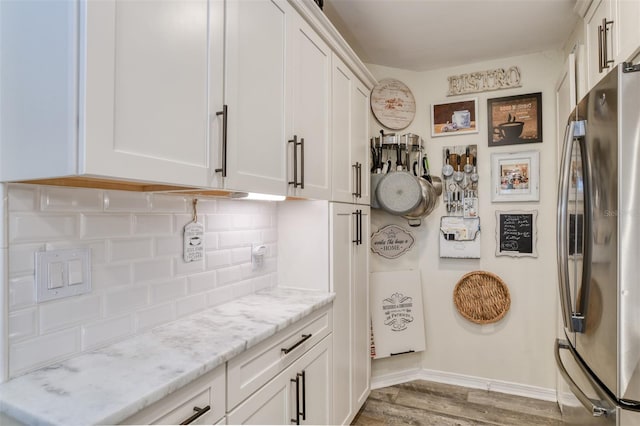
5 184 278 378
367 50 564 392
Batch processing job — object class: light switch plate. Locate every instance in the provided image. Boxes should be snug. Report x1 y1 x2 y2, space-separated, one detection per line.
36 248 91 302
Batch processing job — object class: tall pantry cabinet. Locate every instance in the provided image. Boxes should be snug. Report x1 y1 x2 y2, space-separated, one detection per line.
330 51 372 424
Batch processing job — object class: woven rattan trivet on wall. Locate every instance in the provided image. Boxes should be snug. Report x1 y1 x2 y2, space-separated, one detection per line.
453 271 511 324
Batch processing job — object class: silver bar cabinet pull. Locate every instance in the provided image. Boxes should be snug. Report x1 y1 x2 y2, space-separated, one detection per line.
215 105 228 177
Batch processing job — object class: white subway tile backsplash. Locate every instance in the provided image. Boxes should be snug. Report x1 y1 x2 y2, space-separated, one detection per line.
104 286 149 316
133 259 172 283
205 250 231 269
150 279 187 304
104 191 151 212
206 285 234 307
204 233 218 250
151 194 188 212
81 315 134 351
174 257 205 276
10 214 78 242
217 265 242 287
41 187 103 211
110 238 153 262
205 214 232 231
39 295 101 333
9 276 35 308
92 263 132 289
155 236 182 256
136 303 175 331
231 214 252 229
8 244 44 275
261 228 278 243
187 271 217 294
194 199 217 214
8 184 38 211
81 214 131 239
6 184 279 377
176 295 207 317
231 247 251 264
9 308 37 341
218 230 261 248
10 328 80 375
217 199 260 214
46 240 107 265
133 214 173 235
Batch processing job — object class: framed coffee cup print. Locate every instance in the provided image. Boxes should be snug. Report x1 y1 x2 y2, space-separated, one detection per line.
431 98 478 137
491 151 540 202
487 92 542 146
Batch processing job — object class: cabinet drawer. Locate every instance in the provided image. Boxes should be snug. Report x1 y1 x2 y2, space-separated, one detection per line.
122 364 225 425
227 305 332 410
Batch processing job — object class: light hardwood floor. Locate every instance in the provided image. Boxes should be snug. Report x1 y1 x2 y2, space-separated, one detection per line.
352 380 564 425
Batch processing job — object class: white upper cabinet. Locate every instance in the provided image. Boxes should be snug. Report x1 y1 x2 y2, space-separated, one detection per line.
614 0 640 65
222 0 290 195
288 14 332 200
0 0 222 187
584 0 640 91
331 55 370 205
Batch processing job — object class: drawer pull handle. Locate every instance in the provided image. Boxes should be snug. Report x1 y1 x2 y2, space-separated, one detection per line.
281 334 312 355
180 405 211 425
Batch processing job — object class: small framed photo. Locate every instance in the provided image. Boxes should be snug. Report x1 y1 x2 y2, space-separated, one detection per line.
431 98 478 137
491 151 540 202
487 92 542 146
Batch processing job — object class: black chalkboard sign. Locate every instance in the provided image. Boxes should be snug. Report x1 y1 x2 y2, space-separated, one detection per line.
496 211 538 257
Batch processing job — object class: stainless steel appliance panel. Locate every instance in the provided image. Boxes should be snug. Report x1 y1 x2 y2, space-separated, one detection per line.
555 339 617 425
574 68 619 397
618 65 640 404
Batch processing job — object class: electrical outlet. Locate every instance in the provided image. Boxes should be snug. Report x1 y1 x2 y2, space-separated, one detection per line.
36 248 91 302
251 243 267 270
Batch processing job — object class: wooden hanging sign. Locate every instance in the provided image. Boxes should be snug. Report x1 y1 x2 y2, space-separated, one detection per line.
371 224 415 259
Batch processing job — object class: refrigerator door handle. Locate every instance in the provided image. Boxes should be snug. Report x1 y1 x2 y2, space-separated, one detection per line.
557 121 577 332
573 134 595 333
555 339 614 418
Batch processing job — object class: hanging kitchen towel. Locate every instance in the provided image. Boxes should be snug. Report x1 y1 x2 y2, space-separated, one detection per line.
370 270 426 359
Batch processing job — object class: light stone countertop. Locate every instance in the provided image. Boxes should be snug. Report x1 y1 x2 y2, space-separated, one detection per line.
0 287 335 426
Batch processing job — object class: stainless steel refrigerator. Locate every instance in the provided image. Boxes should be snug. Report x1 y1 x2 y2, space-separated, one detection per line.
555 62 640 425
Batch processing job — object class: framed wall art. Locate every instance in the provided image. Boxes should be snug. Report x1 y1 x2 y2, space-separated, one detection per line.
487 92 542 146
431 98 478 137
491 151 540 202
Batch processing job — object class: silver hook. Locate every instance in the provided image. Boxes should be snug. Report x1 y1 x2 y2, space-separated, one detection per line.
192 198 198 223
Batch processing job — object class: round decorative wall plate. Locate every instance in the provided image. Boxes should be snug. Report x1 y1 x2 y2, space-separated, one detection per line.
370 78 416 130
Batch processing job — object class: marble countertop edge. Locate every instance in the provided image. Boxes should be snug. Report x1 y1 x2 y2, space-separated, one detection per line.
0 288 335 426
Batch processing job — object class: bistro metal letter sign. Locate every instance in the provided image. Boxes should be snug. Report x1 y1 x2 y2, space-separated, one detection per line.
371 224 415 259
447 66 521 96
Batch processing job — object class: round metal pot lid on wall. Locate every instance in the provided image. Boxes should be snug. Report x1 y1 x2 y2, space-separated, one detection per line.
375 172 423 215
371 78 416 130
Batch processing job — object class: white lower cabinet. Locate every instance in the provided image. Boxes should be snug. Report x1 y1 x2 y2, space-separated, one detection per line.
227 335 332 425
121 364 226 425
227 306 333 425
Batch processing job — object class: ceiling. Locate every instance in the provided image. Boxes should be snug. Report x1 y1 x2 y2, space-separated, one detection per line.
323 0 581 72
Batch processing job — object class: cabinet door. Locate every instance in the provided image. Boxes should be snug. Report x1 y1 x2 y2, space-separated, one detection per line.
330 204 370 424
353 207 370 411
227 336 332 425
289 15 332 199
614 0 640 63
223 0 290 195
352 81 370 205
83 0 216 187
330 203 355 424
585 0 614 91
331 56 370 204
